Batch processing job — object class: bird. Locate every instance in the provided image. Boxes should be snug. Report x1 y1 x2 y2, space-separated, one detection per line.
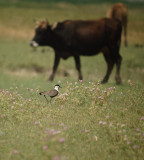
39 84 62 103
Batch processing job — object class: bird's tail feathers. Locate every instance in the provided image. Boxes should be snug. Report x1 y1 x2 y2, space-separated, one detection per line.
39 92 43 95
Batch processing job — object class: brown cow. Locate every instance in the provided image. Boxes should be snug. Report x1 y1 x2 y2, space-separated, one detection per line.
107 3 128 47
30 18 122 84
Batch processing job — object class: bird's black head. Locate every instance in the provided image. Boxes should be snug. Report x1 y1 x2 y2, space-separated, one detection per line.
55 84 62 88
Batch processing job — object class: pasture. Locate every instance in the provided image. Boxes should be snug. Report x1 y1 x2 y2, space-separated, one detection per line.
0 1 144 160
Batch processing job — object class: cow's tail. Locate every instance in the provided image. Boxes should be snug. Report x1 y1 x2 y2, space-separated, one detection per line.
107 5 128 47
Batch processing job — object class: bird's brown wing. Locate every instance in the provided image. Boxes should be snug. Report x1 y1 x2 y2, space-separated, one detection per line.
46 89 58 97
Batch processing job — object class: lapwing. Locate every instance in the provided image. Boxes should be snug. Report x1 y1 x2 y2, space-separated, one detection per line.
39 84 61 103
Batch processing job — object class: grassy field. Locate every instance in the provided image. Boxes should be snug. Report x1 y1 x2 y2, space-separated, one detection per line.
0 1 144 160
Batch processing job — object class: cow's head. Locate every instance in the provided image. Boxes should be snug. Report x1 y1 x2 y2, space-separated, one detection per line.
30 20 51 47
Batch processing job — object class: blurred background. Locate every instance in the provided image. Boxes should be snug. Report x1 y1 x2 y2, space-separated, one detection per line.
0 0 144 91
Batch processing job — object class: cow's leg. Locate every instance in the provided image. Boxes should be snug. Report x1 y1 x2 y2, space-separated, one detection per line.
74 56 83 80
124 23 128 47
102 53 115 84
115 54 122 84
48 55 60 81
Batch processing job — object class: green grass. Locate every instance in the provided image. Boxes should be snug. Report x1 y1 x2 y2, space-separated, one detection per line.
0 2 144 160
0 81 144 160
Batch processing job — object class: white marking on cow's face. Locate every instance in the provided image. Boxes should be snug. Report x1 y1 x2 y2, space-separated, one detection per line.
30 41 39 47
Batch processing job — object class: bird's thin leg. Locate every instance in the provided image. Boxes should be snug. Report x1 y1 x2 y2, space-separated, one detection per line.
44 95 49 103
50 98 52 104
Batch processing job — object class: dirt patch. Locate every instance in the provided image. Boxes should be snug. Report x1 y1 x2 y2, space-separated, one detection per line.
3 67 70 78
4 68 41 77
0 24 33 40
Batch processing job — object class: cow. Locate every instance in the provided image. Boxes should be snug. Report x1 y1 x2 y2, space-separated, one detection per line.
30 18 122 84
107 3 128 47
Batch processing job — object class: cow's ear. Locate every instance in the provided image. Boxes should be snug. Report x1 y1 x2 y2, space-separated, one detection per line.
51 22 58 30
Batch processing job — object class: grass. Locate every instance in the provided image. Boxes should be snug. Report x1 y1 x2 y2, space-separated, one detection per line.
0 1 144 160
0 81 144 160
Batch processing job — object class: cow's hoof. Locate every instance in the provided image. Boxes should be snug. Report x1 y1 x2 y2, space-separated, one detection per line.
116 80 122 85
48 74 54 81
48 79 53 82
78 75 83 81
115 75 122 85
101 78 108 84
79 78 83 81
48 77 53 81
101 81 107 84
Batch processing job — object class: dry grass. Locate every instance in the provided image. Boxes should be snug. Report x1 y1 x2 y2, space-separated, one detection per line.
0 24 33 40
